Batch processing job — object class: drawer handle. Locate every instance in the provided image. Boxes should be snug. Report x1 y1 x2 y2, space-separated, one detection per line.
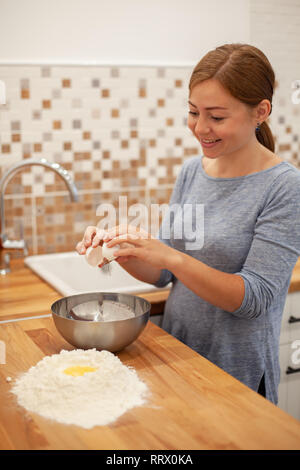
286 366 300 375
288 315 300 324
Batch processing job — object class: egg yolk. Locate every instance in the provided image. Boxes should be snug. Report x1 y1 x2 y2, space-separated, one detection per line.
63 365 97 377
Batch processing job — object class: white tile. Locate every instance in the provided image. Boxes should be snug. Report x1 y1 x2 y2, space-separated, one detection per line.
21 173 34 186
101 179 113 191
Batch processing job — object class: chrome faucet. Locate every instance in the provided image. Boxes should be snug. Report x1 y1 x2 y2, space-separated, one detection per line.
0 158 79 274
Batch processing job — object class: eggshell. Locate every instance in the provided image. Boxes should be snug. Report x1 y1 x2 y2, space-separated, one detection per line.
101 243 120 262
85 245 103 267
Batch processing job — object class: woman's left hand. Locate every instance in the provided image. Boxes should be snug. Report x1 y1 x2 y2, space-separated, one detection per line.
106 233 180 271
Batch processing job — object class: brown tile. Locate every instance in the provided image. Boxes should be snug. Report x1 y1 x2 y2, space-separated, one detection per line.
130 130 138 138
74 152 85 161
157 99 165 107
102 150 110 159
63 142 72 150
278 144 291 151
175 79 182 87
12 134 21 143
83 131 91 140
139 88 147 98
1 144 10 153
184 147 199 156
62 162 72 171
33 143 42 152
53 120 61 129
42 100 51 109
166 118 174 126
62 79 71 88
102 89 110 98
139 148 146 165
21 89 30 99
111 109 119 118
121 140 129 148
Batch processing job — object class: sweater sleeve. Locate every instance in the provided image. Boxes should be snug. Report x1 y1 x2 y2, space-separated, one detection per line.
232 169 300 319
154 159 190 288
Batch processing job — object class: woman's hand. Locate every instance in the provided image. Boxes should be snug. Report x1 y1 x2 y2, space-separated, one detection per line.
75 223 179 284
105 229 181 271
75 226 107 255
75 224 150 265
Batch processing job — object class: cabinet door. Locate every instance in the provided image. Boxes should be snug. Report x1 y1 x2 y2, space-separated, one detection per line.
278 343 300 421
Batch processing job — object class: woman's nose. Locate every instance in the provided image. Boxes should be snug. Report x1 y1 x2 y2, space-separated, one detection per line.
194 117 210 136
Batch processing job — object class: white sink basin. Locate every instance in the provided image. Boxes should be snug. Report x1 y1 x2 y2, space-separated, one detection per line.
25 251 170 297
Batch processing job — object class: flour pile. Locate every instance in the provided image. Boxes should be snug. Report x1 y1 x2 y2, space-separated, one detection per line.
11 349 148 429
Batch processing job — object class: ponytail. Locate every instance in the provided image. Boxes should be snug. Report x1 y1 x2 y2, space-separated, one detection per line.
256 121 275 152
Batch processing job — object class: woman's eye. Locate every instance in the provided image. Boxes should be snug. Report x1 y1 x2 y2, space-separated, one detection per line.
188 111 198 116
211 117 224 121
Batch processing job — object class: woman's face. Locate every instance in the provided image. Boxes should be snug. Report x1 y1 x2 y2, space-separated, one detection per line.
188 79 259 159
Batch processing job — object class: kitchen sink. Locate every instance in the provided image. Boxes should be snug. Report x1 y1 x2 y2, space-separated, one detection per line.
25 251 170 297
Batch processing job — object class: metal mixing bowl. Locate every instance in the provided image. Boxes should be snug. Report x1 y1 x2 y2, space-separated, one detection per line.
51 292 151 352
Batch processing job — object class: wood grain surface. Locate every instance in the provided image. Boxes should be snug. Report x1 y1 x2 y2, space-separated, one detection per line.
1 316 300 450
1 258 300 450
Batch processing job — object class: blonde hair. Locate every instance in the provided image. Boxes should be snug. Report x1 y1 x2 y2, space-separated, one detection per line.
189 43 275 152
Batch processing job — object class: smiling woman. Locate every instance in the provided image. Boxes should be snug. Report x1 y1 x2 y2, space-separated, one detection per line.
189 43 275 154
76 43 300 406
187 76 278 177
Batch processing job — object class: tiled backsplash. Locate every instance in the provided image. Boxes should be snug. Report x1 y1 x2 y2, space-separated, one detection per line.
0 63 299 255
0 65 197 254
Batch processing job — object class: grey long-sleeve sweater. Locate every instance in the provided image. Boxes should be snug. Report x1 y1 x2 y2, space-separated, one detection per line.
155 155 300 403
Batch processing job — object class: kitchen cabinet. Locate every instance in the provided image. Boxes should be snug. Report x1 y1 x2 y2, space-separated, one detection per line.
278 292 300 420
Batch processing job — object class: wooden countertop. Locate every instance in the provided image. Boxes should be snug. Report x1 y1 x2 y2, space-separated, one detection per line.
1 258 300 450
1 257 300 323
289 258 300 293
1 316 300 450
0 259 170 323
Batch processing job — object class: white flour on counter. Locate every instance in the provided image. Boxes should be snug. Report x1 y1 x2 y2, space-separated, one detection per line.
11 349 148 429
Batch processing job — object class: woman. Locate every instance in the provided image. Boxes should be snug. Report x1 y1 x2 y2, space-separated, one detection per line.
76 43 300 404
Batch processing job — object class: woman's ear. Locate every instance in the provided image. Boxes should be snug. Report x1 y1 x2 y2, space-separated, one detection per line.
255 99 272 123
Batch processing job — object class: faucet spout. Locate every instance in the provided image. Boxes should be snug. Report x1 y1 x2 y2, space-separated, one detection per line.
0 158 79 272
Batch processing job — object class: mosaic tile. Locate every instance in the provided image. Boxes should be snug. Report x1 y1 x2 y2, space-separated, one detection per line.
3 196 34 256
33 190 148 254
0 63 299 253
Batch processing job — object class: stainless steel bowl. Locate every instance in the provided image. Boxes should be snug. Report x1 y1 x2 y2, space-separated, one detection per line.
51 292 151 352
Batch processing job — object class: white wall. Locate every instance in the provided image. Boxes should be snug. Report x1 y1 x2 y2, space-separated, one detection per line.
250 0 300 165
0 0 250 65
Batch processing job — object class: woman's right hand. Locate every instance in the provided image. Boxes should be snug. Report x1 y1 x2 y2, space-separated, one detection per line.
75 226 107 255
